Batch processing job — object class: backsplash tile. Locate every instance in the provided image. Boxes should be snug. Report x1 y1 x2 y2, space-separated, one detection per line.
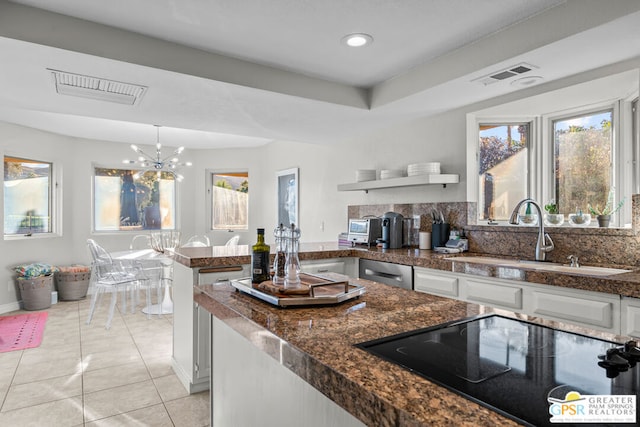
349 197 640 267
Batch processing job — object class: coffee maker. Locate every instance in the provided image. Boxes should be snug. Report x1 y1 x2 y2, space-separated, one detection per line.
378 212 404 249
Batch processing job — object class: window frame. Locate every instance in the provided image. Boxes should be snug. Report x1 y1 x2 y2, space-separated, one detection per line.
467 115 537 225
3 153 62 240
477 121 533 222
205 168 250 239
91 163 180 234
541 101 623 225
468 97 634 227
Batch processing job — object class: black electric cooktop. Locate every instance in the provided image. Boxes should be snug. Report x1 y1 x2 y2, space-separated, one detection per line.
356 315 639 426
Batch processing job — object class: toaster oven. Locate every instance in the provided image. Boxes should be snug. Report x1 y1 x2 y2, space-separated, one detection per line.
347 218 381 246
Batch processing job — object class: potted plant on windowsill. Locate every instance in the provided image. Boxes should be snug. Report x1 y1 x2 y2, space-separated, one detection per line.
518 202 538 226
568 208 591 226
543 200 564 226
588 189 625 228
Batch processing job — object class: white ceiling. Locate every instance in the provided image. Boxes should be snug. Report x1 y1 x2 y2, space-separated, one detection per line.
0 0 639 149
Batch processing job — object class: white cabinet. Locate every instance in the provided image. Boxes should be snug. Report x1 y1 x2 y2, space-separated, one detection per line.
212 316 365 427
301 257 358 278
412 267 621 334
529 287 618 331
413 267 461 298
194 303 211 382
198 265 248 284
621 297 640 337
172 262 249 393
464 276 523 311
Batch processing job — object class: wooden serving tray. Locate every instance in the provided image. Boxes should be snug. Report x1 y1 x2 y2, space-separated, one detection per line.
231 272 366 307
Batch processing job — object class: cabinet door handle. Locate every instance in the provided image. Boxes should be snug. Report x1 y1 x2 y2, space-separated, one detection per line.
317 269 329 272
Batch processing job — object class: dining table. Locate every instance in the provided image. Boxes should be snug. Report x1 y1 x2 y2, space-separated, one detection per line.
110 248 174 314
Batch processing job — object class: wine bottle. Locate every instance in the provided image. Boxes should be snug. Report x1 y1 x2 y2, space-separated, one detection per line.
251 228 271 283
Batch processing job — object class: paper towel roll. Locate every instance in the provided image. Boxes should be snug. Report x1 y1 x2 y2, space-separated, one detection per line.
419 232 431 250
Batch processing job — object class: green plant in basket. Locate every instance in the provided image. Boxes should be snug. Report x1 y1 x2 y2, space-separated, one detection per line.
588 189 625 216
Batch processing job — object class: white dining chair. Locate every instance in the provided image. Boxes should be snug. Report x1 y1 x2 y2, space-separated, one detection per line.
86 239 150 329
182 235 211 247
225 235 240 246
129 234 151 250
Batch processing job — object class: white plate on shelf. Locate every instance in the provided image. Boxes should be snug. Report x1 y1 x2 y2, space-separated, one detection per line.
407 162 440 175
356 169 377 182
380 169 406 179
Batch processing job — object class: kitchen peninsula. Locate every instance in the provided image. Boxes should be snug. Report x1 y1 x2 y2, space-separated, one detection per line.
170 242 640 425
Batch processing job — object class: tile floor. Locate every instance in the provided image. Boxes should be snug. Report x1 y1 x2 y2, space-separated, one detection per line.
0 296 210 427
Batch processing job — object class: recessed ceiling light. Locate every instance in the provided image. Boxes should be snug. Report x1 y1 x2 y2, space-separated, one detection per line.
341 33 373 47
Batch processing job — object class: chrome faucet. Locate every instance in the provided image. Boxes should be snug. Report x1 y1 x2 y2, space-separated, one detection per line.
509 199 555 261
567 255 580 268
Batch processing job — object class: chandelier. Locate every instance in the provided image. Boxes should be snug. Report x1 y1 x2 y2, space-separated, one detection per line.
123 125 191 181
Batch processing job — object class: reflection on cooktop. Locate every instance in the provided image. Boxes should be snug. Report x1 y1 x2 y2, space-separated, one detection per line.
396 339 512 383
356 314 639 427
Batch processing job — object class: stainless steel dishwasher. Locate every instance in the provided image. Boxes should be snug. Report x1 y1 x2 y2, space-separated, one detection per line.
359 259 413 290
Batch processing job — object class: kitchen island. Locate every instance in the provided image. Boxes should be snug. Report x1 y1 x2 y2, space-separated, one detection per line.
194 276 636 426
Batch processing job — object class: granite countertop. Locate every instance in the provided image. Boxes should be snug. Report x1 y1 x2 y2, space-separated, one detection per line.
194 277 632 427
173 242 640 299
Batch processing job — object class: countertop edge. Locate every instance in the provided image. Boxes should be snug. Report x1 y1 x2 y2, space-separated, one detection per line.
172 243 640 299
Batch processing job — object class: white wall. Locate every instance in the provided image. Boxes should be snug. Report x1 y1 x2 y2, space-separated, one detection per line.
0 122 199 310
0 107 469 309
192 107 469 247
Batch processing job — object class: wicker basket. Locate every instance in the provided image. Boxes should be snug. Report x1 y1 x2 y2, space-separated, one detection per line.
55 271 91 301
17 275 53 310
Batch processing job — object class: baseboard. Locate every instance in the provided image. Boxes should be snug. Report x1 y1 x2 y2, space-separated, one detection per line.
0 301 21 314
171 357 209 394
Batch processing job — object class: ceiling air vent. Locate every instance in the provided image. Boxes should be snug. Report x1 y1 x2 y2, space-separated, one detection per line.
472 63 538 86
48 69 147 105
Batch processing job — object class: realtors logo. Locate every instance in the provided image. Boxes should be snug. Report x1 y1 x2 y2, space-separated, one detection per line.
548 391 636 423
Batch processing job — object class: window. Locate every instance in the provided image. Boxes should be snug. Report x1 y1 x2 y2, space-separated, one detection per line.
93 167 176 231
211 172 248 230
471 105 625 225
553 110 613 215
478 123 530 221
4 156 53 236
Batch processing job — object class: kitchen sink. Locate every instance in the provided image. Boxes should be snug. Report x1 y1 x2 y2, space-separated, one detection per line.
540 264 631 276
447 256 631 276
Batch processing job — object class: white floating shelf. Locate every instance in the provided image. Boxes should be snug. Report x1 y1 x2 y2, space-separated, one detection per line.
337 174 459 192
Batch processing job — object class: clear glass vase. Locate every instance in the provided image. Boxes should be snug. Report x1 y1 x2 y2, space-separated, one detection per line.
543 213 564 226
568 213 591 226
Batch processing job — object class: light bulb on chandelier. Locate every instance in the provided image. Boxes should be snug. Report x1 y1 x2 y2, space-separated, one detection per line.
123 125 192 182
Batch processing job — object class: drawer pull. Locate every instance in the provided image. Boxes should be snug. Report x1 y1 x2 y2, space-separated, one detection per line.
365 268 402 281
199 266 243 274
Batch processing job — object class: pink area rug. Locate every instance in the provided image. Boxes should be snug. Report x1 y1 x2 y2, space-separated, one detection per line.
0 312 48 353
